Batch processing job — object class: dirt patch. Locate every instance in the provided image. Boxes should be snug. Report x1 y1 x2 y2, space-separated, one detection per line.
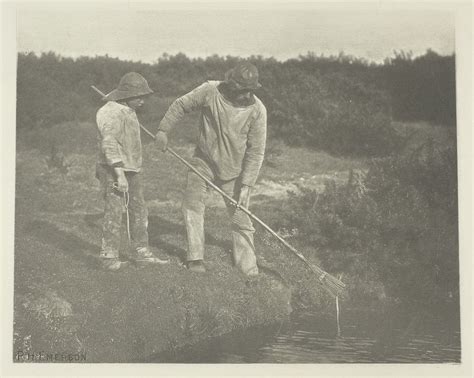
252 172 351 202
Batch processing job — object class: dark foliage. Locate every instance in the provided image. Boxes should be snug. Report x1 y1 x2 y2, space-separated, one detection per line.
277 142 458 307
383 50 456 126
17 50 455 156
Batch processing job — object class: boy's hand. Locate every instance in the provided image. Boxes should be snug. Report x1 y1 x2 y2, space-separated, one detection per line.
114 168 129 192
155 130 168 152
116 175 129 192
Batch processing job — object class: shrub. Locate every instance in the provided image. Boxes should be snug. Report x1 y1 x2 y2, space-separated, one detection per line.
384 50 456 126
277 142 458 306
17 51 455 156
263 69 403 156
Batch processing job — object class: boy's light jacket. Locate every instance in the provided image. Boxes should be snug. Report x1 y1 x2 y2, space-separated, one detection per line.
158 81 267 187
96 101 142 172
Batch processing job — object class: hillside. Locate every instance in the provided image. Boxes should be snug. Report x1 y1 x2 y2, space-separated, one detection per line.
14 118 366 362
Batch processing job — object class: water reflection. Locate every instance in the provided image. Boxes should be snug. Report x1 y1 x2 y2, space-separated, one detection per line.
152 308 461 363
255 330 460 363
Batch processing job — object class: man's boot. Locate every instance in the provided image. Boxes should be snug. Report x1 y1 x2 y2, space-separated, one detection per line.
187 260 206 273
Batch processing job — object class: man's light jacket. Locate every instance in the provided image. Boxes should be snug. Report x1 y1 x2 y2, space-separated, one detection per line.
158 81 267 187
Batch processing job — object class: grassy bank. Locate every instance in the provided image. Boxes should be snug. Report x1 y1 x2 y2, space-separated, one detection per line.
14 116 457 362
14 120 359 362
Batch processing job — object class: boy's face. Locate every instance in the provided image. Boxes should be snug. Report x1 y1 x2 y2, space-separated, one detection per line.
125 97 146 110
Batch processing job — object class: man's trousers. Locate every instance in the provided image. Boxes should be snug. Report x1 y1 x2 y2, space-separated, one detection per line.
182 157 258 275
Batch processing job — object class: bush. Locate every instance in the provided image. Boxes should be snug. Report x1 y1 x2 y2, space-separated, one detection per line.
277 142 458 306
384 50 456 126
262 68 403 156
17 50 456 157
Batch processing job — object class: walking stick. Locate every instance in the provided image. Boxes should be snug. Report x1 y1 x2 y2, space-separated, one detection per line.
91 85 346 296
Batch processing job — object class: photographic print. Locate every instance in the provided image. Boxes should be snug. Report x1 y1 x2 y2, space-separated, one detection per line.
4 0 469 371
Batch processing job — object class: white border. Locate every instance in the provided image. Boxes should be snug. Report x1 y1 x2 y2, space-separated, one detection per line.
1 1 472 377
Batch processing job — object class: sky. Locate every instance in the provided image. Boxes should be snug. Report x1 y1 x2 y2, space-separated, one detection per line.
16 3 455 64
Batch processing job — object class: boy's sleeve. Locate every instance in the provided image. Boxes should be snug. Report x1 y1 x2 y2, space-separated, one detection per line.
97 108 123 167
241 105 267 187
158 82 211 133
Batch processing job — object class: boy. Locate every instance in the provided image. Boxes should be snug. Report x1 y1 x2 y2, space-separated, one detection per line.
96 72 168 271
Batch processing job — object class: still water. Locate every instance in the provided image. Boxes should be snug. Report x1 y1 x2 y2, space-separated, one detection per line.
153 306 461 363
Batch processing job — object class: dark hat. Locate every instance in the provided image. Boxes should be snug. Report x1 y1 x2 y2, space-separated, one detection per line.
102 72 154 101
225 62 262 90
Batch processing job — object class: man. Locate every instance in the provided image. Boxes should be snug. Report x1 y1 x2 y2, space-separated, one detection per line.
155 62 267 276
96 72 169 271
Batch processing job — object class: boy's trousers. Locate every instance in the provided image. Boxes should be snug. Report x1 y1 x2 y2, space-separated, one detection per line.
96 165 149 258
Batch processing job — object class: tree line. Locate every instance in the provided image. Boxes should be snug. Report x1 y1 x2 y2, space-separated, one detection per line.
17 50 455 157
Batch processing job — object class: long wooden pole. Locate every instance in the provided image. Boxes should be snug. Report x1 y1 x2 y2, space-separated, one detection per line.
167 148 321 270
91 85 346 293
168 149 323 275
